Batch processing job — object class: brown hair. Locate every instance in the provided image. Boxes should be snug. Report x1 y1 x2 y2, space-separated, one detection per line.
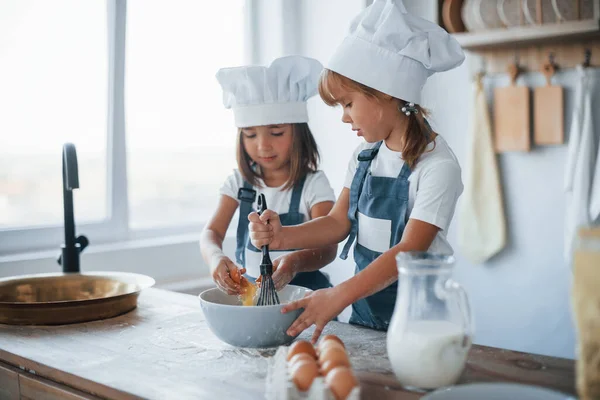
236 123 320 190
318 69 433 169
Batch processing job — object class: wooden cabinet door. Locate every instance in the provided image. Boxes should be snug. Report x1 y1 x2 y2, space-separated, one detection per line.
0 363 20 400
19 374 99 400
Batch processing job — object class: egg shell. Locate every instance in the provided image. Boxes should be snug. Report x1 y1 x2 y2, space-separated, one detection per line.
320 358 350 376
318 339 345 355
287 353 317 369
320 334 345 348
287 340 317 361
325 367 358 400
291 360 319 392
318 346 349 365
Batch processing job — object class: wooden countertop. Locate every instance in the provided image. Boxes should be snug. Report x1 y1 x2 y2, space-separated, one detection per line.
0 288 575 399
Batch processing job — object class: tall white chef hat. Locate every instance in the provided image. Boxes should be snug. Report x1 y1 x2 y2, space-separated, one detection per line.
327 0 465 105
216 55 323 128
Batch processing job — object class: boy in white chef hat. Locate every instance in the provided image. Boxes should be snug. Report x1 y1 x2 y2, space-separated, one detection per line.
201 56 338 298
249 1 466 340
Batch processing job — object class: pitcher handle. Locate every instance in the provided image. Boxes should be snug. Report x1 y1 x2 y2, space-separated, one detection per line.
445 279 474 348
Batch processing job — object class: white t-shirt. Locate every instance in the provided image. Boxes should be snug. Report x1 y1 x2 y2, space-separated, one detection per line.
344 136 463 255
220 169 336 277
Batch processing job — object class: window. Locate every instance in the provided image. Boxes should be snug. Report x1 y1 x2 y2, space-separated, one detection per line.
126 0 244 229
0 0 108 229
0 0 251 255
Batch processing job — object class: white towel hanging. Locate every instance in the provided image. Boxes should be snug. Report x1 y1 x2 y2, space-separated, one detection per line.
564 66 597 263
458 76 506 263
589 110 600 222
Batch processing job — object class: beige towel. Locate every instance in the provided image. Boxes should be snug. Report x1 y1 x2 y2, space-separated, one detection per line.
458 76 506 263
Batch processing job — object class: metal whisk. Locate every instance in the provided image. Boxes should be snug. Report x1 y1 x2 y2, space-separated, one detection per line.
256 193 280 306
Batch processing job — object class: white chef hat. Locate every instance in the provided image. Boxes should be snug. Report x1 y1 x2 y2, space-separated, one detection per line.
216 55 323 128
327 0 465 105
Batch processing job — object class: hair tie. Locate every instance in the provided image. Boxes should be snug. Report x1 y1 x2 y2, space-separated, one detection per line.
400 102 418 116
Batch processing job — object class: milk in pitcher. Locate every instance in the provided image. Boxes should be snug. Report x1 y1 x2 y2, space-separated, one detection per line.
387 320 469 390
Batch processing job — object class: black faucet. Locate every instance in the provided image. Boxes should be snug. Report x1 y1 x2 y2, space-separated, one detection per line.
57 143 89 273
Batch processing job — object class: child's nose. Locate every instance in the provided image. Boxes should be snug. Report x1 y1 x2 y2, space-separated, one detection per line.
341 111 352 124
257 135 272 150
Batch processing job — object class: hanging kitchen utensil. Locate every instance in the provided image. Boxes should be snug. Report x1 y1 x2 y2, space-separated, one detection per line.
534 54 564 145
494 61 531 152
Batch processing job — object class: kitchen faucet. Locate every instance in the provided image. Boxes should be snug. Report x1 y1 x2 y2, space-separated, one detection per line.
57 143 89 273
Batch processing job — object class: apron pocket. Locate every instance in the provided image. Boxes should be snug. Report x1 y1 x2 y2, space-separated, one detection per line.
357 212 391 253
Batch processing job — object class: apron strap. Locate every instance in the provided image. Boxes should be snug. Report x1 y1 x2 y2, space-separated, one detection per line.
340 142 383 260
235 180 256 266
397 162 411 180
393 118 430 180
288 174 307 214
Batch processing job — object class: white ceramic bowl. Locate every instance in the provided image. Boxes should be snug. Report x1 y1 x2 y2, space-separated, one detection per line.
199 285 311 348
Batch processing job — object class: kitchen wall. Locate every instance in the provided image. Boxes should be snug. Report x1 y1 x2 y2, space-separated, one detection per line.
290 0 600 359
425 66 600 360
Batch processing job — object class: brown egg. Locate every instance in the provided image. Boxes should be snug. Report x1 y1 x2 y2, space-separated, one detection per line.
288 352 317 369
317 338 345 355
287 340 317 361
291 360 319 392
320 358 350 376
320 334 345 348
325 367 358 400
318 346 349 366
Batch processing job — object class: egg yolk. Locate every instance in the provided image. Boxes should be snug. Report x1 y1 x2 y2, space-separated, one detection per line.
239 277 257 306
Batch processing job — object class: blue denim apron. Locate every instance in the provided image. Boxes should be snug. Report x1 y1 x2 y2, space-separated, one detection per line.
235 176 332 291
340 141 411 330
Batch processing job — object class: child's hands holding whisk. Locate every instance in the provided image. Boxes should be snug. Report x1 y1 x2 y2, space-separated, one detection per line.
248 209 284 250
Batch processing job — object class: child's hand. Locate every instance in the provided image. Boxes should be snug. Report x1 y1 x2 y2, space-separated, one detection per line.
271 255 297 291
255 257 294 290
248 209 283 249
211 256 246 295
281 287 347 344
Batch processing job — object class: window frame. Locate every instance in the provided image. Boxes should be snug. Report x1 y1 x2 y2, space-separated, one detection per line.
0 0 256 256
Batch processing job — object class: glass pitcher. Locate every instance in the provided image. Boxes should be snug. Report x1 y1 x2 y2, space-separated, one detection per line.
387 252 474 392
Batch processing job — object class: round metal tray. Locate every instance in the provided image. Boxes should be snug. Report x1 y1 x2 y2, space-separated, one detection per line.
0 271 155 325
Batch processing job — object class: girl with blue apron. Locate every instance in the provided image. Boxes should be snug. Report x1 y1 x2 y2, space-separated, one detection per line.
202 55 337 297
235 177 332 291
246 0 465 338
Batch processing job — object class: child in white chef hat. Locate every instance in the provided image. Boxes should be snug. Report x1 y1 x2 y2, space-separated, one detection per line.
249 0 466 341
200 55 337 297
